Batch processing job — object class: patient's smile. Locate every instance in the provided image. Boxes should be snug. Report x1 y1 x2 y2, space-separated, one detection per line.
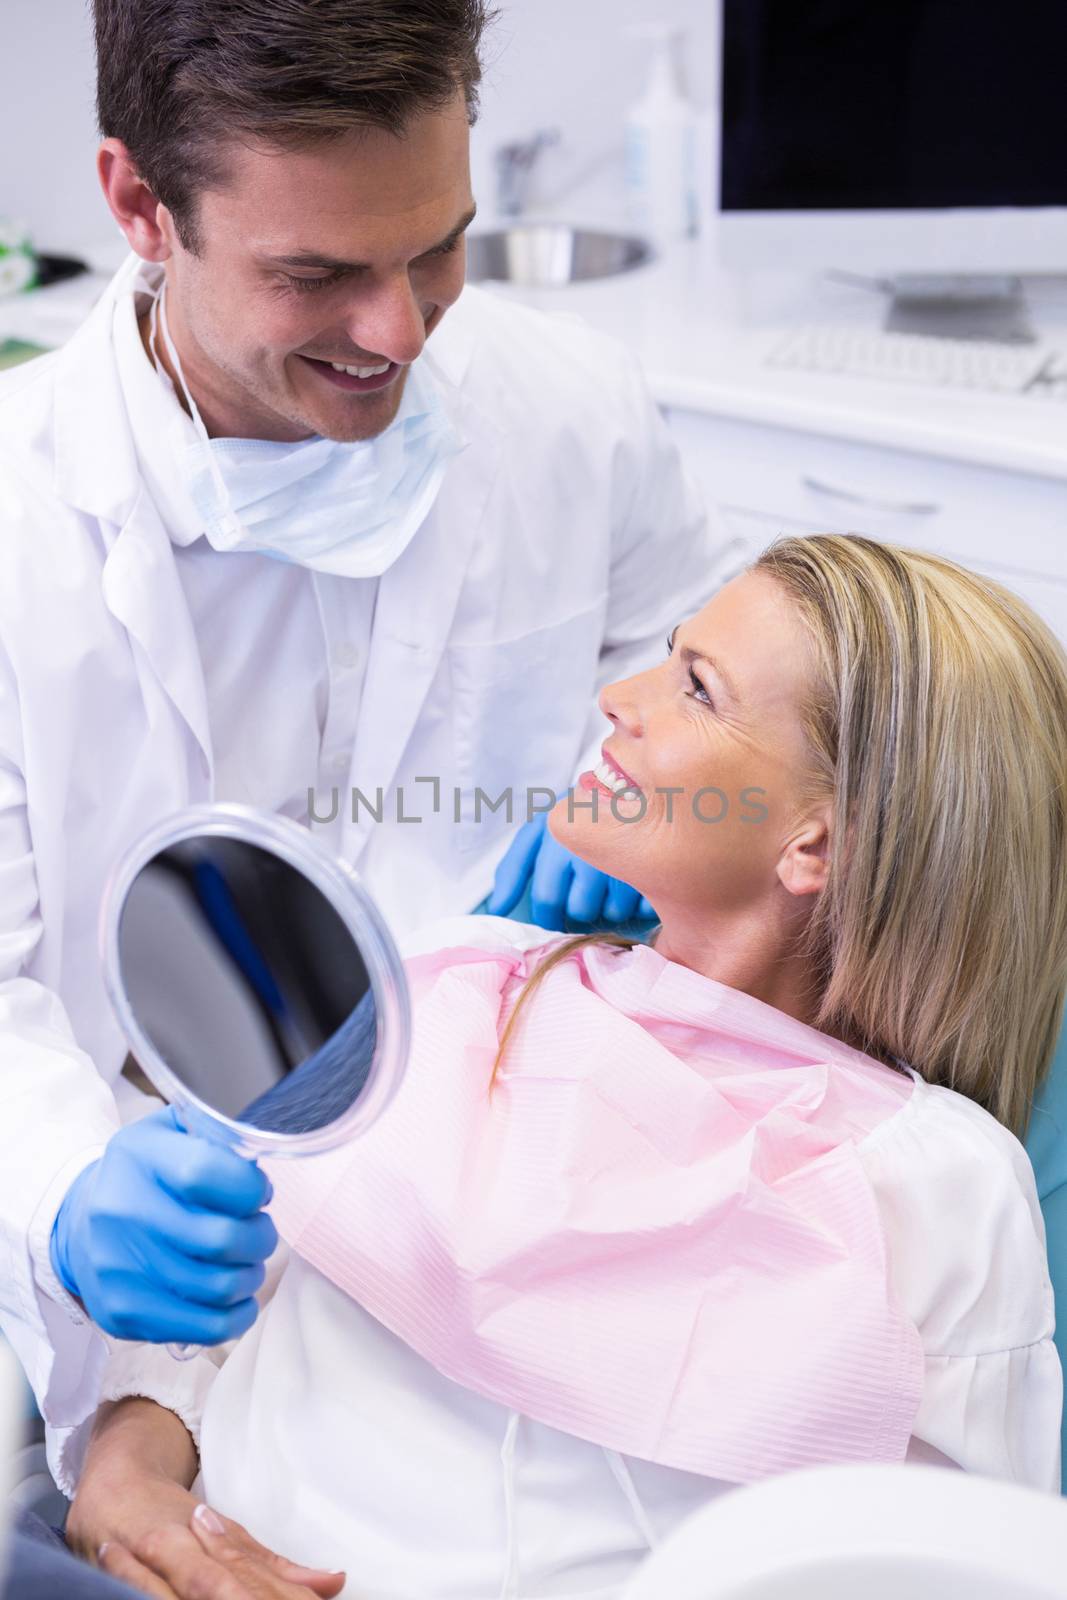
586 751 639 797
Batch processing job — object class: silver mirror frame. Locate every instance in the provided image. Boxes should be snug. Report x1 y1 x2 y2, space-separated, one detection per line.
99 804 411 1158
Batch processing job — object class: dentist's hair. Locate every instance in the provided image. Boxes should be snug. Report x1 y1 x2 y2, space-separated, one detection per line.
752 532 1067 1136
93 0 496 252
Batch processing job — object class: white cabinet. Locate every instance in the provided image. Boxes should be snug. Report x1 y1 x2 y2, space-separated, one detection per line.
665 409 1067 644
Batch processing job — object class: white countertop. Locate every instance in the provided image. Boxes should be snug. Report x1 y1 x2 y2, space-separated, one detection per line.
4 219 1066 483
473 219 1067 483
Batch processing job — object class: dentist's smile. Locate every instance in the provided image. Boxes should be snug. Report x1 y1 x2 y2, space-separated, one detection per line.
297 353 402 393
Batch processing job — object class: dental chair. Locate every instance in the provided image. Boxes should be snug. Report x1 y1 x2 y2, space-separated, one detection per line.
1026 1018 1067 1493
618 1463 1067 1599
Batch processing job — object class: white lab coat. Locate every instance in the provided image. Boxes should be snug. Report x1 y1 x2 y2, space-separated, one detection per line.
0 256 718 1485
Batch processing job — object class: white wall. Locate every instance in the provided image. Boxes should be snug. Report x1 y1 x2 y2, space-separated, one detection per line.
471 0 720 216
0 0 105 257
0 0 720 261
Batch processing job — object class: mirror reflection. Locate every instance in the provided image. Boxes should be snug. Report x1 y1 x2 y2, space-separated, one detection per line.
117 835 377 1135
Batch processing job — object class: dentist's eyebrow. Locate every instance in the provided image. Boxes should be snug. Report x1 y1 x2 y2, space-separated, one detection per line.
668 626 742 704
263 206 479 272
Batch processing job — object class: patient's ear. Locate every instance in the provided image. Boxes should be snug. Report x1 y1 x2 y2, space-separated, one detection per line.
776 805 831 899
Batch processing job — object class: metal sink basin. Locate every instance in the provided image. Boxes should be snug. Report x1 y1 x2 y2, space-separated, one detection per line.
466 226 652 287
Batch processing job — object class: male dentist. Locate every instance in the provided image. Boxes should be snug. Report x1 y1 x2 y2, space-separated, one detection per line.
0 0 717 1491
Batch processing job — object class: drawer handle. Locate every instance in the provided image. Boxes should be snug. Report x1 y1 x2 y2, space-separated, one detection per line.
802 475 941 517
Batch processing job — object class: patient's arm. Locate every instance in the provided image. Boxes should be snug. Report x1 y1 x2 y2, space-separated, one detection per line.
67 1396 344 1598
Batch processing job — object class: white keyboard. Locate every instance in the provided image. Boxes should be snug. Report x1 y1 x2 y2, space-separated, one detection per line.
768 325 1065 397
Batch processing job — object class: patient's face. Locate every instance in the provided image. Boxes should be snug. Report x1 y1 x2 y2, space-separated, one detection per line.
550 570 825 918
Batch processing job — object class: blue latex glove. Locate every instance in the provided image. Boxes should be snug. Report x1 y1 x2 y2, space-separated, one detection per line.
487 811 656 933
50 1105 276 1346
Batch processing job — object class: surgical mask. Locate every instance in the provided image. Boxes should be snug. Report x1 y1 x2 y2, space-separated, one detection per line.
148 283 464 578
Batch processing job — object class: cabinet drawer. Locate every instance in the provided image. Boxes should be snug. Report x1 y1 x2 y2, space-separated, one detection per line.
711 507 1067 643
668 410 1067 582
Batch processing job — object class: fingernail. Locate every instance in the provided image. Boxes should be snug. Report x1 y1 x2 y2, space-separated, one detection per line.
97 1543 111 1562
193 1502 226 1535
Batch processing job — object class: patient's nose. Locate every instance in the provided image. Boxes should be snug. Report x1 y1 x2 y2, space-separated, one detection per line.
599 675 644 737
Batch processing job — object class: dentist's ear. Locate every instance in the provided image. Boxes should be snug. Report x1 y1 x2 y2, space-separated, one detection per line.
776 806 831 899
97 138 174 264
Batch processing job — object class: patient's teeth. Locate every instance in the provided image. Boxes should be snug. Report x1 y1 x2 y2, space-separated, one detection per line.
594 760 635 796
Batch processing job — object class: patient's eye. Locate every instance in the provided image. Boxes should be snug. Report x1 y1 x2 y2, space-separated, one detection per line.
688 667 713 707
667 630 713 707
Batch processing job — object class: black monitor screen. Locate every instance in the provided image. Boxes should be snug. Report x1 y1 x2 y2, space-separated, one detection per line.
721 1 1067 212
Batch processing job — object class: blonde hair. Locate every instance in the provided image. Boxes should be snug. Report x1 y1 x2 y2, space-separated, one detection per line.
494 535 1067 1136
756 534 1067 1134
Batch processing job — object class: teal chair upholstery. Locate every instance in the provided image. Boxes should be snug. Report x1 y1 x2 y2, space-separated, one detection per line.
1025 1021 1067 1493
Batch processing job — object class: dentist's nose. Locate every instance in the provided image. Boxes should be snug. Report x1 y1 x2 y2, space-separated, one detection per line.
345 273 429 368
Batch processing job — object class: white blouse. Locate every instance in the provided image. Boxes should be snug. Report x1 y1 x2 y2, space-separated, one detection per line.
84 917 1063 1599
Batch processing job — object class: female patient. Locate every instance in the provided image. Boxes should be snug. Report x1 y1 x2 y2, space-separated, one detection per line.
67 534 1067 1599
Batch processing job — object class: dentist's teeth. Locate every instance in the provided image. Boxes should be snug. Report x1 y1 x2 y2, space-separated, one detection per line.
330 361 391 378
594 760 634 796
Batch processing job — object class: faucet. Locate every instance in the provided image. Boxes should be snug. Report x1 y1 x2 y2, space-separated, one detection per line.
494 129 561 218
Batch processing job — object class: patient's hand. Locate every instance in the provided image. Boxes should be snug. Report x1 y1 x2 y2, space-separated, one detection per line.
67 1397 345 1599
96 1503 347 1599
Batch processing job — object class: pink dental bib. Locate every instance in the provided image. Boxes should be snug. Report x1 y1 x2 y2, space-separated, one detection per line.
265 934 924 1485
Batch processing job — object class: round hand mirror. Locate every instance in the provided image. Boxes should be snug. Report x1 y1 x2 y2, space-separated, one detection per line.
100 805 410 1154
100 804 411 1357
99 800 412 1350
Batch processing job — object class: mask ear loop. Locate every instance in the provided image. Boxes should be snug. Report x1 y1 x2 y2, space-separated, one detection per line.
154 284 211 442
153 281 244 547
146 284 164 378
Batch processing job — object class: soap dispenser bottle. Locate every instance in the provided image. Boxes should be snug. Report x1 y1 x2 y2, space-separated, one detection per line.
624 24 699 242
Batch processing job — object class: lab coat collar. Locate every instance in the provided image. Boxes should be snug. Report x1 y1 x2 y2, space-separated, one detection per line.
111 261 203 547
53 254 215 785
53 253 157 525
99 479 215 792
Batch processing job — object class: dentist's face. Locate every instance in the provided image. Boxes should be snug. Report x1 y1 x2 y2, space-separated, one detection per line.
550 570 826 918
154 92 474 443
